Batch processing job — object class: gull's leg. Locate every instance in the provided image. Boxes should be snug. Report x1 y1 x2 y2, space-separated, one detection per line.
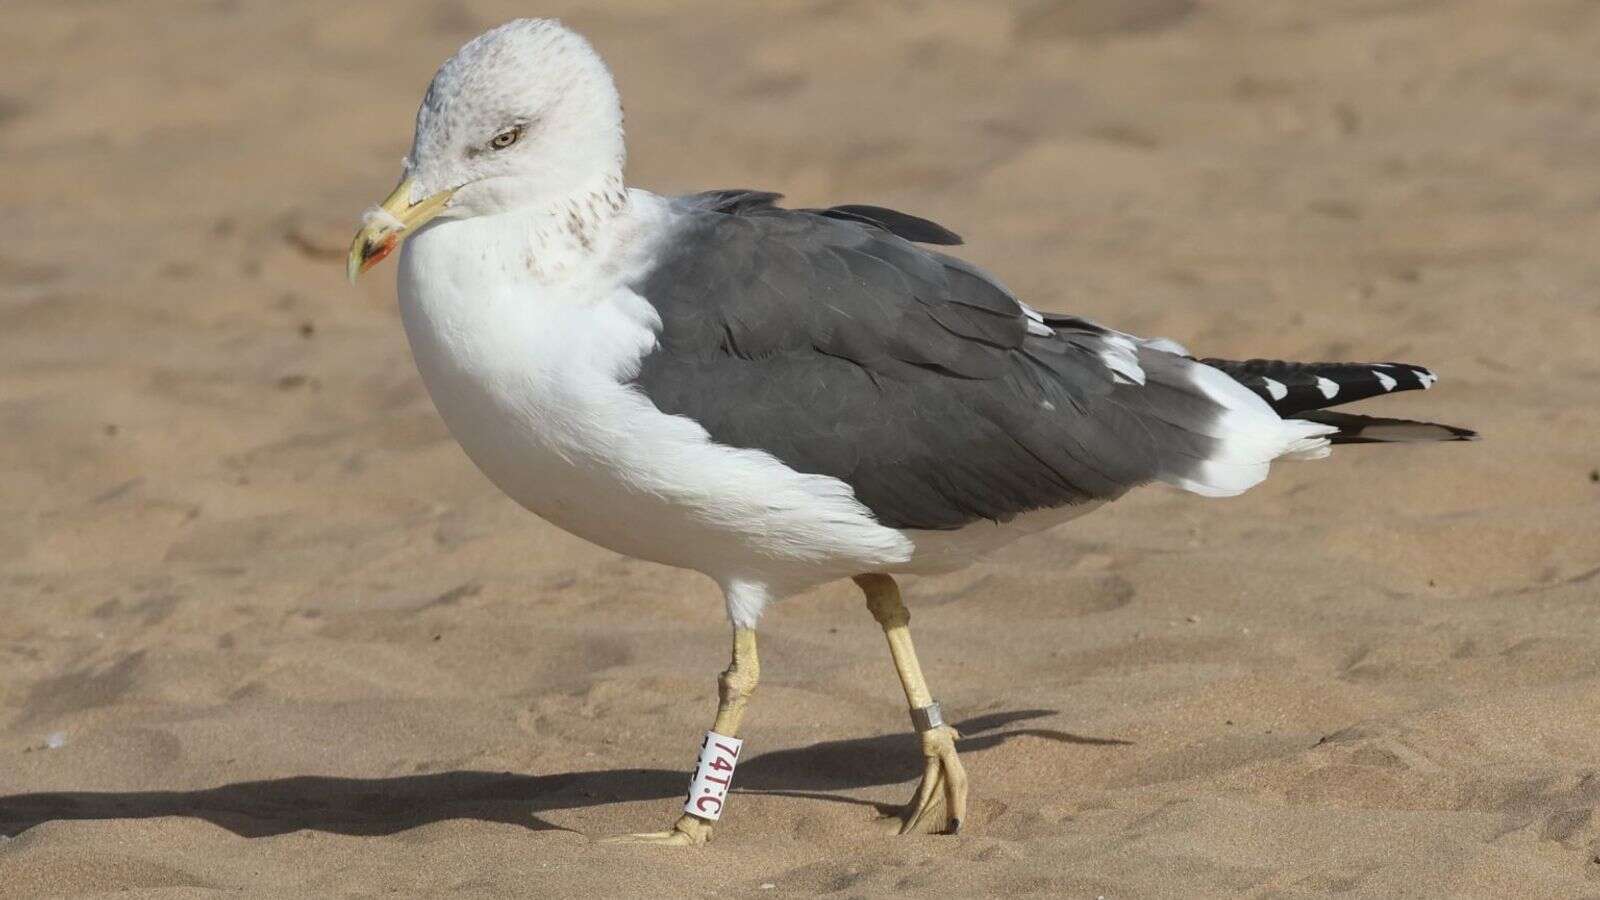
603 627 759 846
855 573 968 835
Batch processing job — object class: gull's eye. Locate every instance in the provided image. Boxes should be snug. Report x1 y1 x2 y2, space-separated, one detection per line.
489 126 523 150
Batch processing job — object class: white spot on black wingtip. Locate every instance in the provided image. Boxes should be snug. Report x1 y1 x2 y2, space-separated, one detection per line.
1261 377 1288 401
1373 370 1397 391
1315 376 1339 399
1415 368 1437 389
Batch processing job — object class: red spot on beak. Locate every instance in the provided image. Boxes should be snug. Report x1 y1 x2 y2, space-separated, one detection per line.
360 233 399 273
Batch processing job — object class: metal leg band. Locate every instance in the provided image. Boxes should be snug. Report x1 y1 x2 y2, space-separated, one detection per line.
909 700 945 732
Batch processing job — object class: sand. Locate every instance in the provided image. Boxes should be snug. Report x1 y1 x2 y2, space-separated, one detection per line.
2 0 1598 896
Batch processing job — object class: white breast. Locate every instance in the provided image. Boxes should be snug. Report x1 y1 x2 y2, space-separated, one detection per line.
394 196 913 620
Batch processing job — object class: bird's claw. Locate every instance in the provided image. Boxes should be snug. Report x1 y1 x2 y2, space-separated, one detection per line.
877 724 968 835
600 813 712 846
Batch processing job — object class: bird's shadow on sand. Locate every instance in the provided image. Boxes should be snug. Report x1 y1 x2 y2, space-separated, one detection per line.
0 709 1128 838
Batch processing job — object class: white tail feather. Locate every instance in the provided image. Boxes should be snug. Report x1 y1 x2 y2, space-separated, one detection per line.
1141 351 1336 496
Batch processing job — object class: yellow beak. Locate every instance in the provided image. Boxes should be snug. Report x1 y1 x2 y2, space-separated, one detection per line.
346 178 454 283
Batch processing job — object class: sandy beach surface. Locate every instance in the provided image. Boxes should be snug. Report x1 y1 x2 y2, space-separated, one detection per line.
3 1 1599 896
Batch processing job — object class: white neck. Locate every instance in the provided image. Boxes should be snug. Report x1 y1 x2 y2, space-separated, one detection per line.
525 170 631 275
441 169 633 281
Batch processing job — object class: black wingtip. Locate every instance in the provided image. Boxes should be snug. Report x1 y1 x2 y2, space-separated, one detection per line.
1302 410 1480 445
1200 358 1445 416
1412 421 1479 442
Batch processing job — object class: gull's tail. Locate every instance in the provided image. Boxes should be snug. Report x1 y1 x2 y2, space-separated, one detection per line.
1201 357 1478 443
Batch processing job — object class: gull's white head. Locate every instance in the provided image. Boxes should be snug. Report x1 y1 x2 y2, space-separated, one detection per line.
349 19 626 280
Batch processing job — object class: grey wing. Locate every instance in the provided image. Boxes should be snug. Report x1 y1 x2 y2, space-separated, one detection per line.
628 196 1204 530
681 189 964 245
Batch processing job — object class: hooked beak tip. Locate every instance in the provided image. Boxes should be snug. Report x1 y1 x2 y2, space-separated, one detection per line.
346 177 451 285
346 232 398 285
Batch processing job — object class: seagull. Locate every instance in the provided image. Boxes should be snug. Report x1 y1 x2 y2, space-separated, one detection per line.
347 18 1474 845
